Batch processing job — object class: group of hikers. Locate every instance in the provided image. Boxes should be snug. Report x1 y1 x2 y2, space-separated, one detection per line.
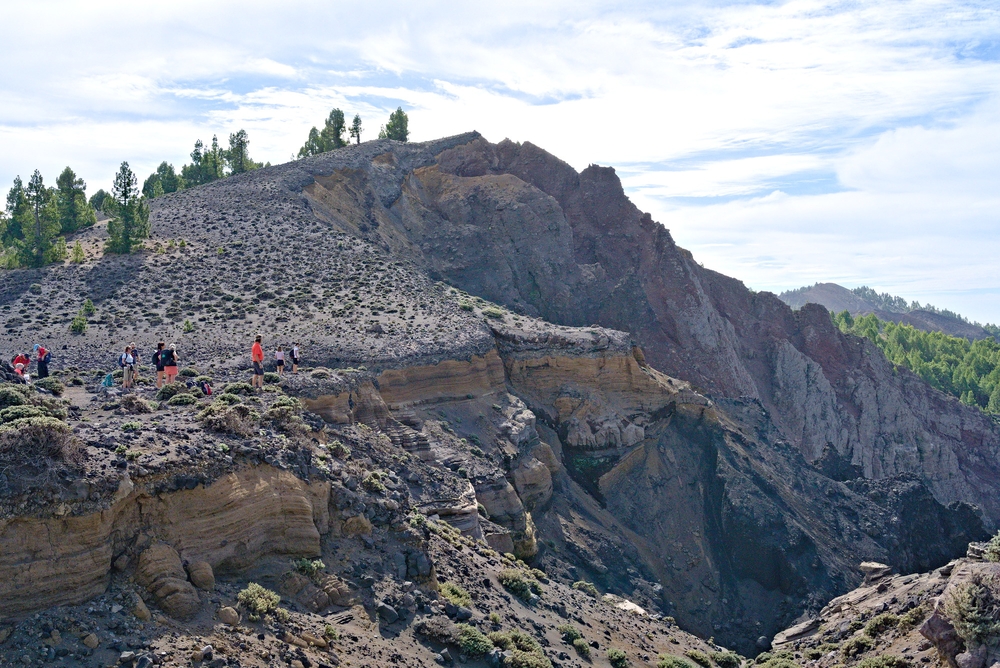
250 336 300 387
109 336 299 390
7 337 301 390
9 344 50 382
114 341 180 389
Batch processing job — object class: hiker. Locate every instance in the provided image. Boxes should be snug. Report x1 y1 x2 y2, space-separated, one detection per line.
13 362 29 382
34 343 50 379
291 342 300 374
12 352 30 370
251 335 264 388
119 345 135 389
161 343 179 385
275 345 285 376
152 342 165 388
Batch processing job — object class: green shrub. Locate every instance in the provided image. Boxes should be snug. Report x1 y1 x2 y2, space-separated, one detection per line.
897 605 927 631
264 372 280 383
864 613 899 638
81 298 96 316
686 650 711 667
33 377 64 396
573 637 591 658
70 313 88 334
199 402 259 436
488 629 542 654
572 580 599 597
362 472 386 493
330 440 351 459
237 583 280 615
842 635 874 658
488 629 550 667
984 531 1000 562
756 658 797 668
658 656 695 668
0 405 45 423
498 569 542 601
272 395 300 409
293 558 325 577
167 393 197 406
323 624 340 641
457 623 494 657
944 573 1000 645
121 421 143 432
608 648 629 668
222 382 255 396
857 657 908 668
120 393 155 414
712 651 742 668
156 383 187 401
215 393 241 405
505 650 552 668
557 625 583 642
0 416 75 459
440 581 471 607
483 306 504 319
178 367 198 377
0 386 29 409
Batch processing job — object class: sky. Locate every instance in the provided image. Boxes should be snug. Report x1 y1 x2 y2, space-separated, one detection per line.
2 0 999 322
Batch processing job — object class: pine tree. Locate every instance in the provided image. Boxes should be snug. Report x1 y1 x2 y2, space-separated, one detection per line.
4 175 29 245
225 130 262 174
181 136 226 186
383 107 409 142
156 161 183 193
56 166 97 233
89 189 109 213
321 108 347 149
298 127 324 158
105 162 150 254
70 240 85 264
19 170 65 267
350 114 363 144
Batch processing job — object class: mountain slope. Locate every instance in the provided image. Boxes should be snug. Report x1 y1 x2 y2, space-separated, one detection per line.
1 133 996 656
778 283 991 341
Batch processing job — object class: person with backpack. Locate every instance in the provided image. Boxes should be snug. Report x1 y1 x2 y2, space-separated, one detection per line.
152 342 165 388
291 342 301 374
251 335 264 388
119 345 135 389
161 343 179 385
34 343 51 379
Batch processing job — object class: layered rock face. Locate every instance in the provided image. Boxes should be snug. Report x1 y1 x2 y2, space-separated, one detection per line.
0 466 327 618
2 133 995 655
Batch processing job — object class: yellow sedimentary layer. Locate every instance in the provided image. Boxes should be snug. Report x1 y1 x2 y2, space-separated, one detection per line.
0 466 329 620
378 351 506 408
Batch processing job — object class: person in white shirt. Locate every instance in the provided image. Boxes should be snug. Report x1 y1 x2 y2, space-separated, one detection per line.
291 343 300 374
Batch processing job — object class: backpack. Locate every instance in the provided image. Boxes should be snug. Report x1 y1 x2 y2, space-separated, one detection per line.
42 351 51 364
200 380 212 396
102 374 114 387
118 353 127 368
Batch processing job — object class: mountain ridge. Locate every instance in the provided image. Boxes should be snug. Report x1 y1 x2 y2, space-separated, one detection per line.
0 133 997 661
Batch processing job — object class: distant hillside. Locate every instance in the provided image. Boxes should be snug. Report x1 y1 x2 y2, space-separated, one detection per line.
779 282 995 341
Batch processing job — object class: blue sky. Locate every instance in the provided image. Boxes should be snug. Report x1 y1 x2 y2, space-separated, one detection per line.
2 0 1000 322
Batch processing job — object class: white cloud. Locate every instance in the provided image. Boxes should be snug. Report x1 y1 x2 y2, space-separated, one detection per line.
2 0 1000 319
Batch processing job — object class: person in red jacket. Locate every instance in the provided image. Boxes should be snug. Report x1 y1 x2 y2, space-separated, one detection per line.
34 343 50 379
251 335 264 388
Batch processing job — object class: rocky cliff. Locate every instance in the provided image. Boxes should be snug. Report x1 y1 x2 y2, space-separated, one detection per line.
0 132 996 660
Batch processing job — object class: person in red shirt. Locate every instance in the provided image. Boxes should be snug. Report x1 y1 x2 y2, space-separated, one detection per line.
34 343 50 379
251 335 264 388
